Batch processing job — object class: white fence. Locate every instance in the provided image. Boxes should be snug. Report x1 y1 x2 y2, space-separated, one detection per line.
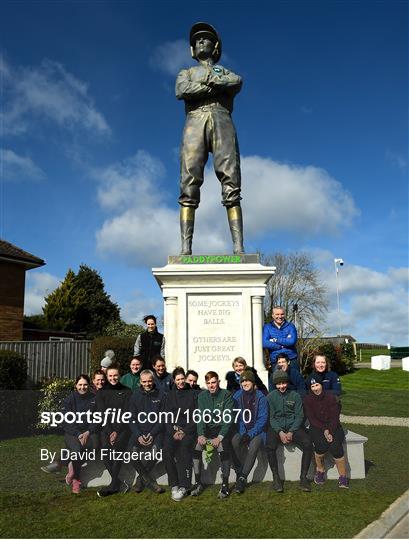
0 341 91 383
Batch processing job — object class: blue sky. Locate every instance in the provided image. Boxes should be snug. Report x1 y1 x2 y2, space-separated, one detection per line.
1 0 408 344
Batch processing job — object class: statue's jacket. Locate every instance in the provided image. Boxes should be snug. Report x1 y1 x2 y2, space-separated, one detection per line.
176 64 242 114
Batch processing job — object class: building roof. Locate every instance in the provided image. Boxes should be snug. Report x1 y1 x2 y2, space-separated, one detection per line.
0 239 45 269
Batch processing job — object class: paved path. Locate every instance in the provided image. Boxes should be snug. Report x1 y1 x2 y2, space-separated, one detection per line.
385 512 409 538
341 414 409 427
356 490 409 538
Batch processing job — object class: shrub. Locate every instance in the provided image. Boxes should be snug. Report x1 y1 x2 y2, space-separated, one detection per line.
0 389 39 439
37 377 74 430
90 336 135 375
337 342 355 374
0 349 28 389
103 320 144 339
303 341 355 375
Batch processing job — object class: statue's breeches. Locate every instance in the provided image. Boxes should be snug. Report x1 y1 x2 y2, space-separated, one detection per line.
179 107 241 208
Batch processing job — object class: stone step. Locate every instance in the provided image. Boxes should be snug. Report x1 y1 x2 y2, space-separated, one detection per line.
81 428 367 487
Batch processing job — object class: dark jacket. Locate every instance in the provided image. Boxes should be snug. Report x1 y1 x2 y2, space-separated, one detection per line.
226 366 268 395
62 391 96 436
233 388 268 441
270 366 307 396
266 389 304 434
163 384 197 436
153 372 173 394
135 330 164 369
128 385 165 438
93 382 132 434
306 370 342 396
303 390 341 435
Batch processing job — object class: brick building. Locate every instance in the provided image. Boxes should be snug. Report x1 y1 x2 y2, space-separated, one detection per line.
0 240 45 341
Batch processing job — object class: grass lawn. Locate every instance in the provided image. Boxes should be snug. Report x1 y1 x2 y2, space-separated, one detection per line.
340 368 409 417
0 425 408 538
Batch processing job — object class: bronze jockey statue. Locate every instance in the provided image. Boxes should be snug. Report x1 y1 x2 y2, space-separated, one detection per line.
176 22 244 255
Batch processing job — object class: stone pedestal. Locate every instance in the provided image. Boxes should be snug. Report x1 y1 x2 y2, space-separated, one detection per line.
152 254 275 384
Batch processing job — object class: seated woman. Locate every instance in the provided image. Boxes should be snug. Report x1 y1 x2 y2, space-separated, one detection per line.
95 366 132 497
226 357 267 395
306 353 342 397
271 353 306 396
303 373 349 488
41 370 104 475
62 374 98 494
231 370 268 494
163 367 197 501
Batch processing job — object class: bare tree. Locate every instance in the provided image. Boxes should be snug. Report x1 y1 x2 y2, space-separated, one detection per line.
261 252 329 371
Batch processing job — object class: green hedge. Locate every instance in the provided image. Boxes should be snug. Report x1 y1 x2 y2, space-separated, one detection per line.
0 349 28 390
36 377 74 431
391 346 409 360
90 336 135 375
304 342 355 375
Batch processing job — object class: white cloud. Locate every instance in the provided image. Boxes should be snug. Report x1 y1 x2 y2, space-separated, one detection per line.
328 265 392 295
121 289 163 328
315 253 408 345
1 58 110 136
149 39 192 75
24 272 61 315
1 148 45 180
389 267 409 286
95 150 165 212
385 149 407 171
95 151 359 267
240 157 359 236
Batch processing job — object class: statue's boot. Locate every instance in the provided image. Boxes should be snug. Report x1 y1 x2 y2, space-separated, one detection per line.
227 206 245 255
180 207 195 255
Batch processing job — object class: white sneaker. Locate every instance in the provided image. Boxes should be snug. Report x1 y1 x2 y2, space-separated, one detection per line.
171 486 180 500
172 487 187 501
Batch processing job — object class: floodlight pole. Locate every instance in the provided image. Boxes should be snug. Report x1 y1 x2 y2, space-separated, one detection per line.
334 258 343 337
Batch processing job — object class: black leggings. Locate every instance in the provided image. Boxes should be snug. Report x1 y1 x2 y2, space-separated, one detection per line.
100 430 130 487
265 427 313 477
64 432 98 480
163 433 195 489
309 425 345 459
129 433 163 482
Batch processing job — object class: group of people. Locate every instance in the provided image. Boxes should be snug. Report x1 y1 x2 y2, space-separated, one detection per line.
42 307 348 499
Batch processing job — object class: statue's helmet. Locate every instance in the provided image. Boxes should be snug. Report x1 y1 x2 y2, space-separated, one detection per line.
190 22 222 63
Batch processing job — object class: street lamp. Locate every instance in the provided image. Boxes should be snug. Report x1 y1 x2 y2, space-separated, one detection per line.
292 303 298 327
334 258 344 337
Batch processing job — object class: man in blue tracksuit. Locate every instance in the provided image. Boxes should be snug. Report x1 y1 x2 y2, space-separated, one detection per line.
263 306 298 372
231 370 268 494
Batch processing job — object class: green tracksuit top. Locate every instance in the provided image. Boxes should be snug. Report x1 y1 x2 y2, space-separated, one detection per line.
120 372 140 392
197 388 234 438
266 389 303 433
